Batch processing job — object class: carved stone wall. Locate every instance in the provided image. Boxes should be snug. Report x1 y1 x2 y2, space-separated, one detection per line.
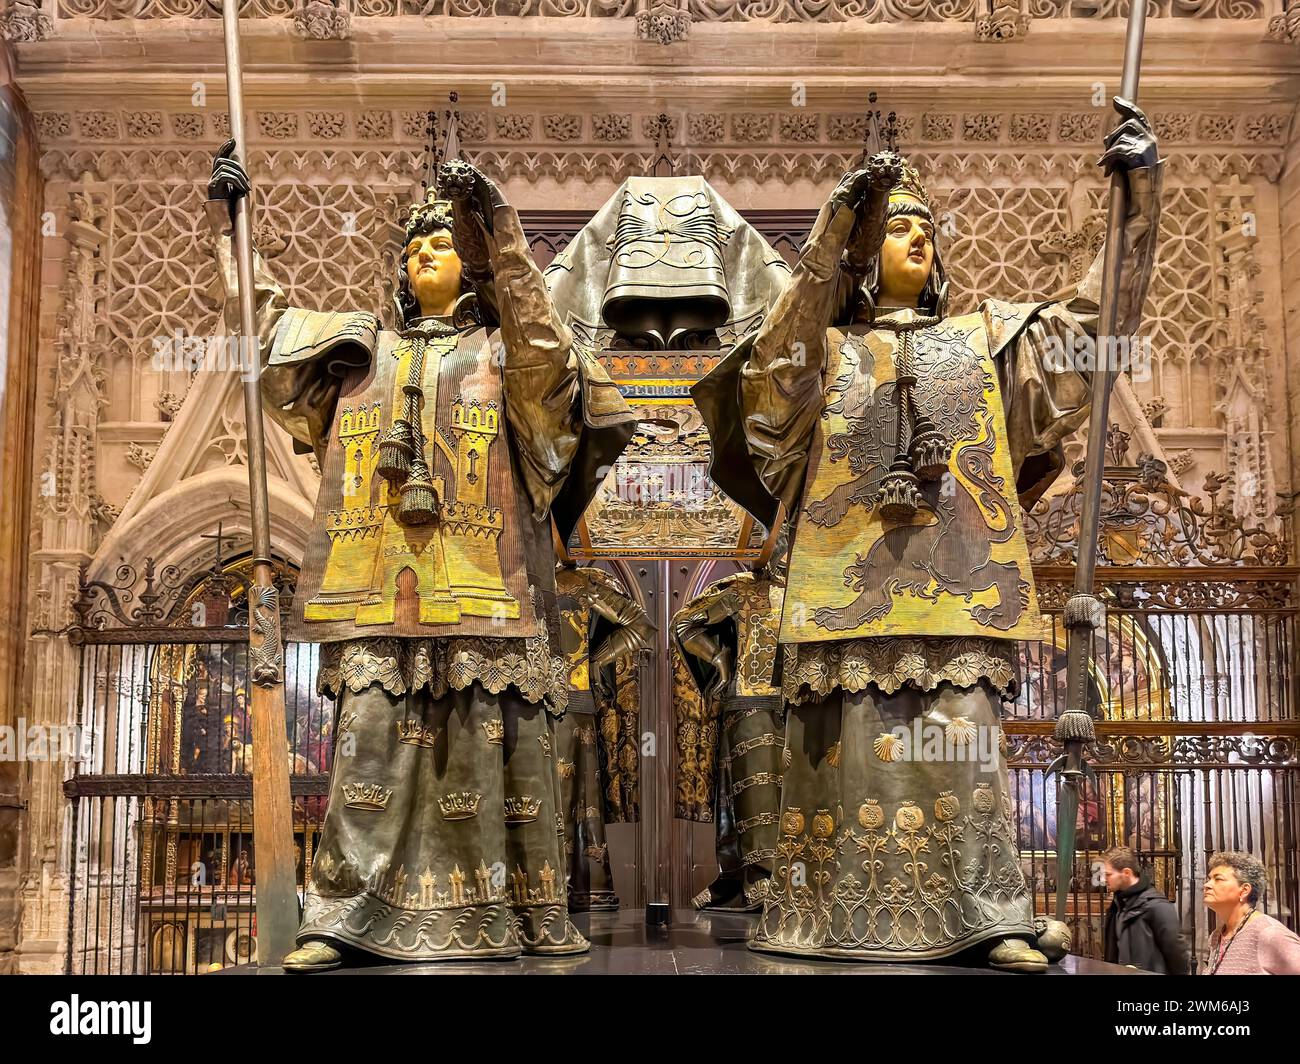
1283 112 1300 538
7 10 1300 968
15 0 1279 23
0 58 44 977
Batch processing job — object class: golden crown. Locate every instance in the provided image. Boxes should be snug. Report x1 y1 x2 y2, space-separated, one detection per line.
404 188 455 241
889 162 931 212
405 93 462 243
438 791 483 820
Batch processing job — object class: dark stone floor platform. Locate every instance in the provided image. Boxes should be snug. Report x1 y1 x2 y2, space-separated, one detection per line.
224 908 1145 975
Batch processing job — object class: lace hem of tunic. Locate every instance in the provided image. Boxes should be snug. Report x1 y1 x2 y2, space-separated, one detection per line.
317 636 569 711
300 889 587 960
781 637 1017 704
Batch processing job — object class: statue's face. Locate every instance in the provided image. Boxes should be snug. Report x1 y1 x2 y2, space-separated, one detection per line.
877 209 935 308
405 228 463 317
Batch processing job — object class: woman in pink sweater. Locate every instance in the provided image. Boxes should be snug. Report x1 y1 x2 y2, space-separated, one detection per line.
1202 850 1300 975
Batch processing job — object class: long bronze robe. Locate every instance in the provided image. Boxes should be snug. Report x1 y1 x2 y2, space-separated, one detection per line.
212 202 635 960
554 564 649 911
696 163 1161 961
673 569 787 911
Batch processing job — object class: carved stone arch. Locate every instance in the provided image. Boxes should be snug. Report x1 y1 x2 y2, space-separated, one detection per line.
85 467 313 585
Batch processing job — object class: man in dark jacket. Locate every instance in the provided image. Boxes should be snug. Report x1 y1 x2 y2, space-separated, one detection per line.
1103 846 1191 974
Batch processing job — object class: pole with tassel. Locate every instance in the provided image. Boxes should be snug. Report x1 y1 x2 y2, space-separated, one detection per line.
1050 0 1149 925
219 0 300 967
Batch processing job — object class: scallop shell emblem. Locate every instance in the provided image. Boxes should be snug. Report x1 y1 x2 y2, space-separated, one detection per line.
811 809 835 839
934 791 960 822
973 784 996 814
858 800 884 830
826 741 842 768
781 808 805 836
873 733 905 762
895 801 925 832
945 716 978 745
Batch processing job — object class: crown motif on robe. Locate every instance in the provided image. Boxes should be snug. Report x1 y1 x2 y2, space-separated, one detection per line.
438 791 483 820
397 719 440 748
503 795 543 823
342 782 393 811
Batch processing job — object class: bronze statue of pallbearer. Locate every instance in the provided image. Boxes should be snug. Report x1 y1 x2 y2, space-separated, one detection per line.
694 98 1160 970
673 542 789 914
207 140 636 969
553 563 654 912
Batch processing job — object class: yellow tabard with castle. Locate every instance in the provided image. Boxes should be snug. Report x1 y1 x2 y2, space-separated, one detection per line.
290 315 540 643
779 311 1046 644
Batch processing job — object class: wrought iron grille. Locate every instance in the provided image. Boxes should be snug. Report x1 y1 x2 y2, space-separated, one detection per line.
1006 437 1298 962
63 557 336 974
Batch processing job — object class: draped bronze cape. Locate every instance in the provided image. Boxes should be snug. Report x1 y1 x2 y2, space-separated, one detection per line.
544 175 791 350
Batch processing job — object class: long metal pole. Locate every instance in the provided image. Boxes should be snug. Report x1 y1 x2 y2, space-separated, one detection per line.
219 0 299 966
1054 0 1149 924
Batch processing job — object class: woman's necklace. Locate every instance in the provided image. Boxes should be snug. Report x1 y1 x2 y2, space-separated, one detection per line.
1208 908 1255 974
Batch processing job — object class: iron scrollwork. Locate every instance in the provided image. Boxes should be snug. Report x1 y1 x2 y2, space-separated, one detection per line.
1025 425 1291 569
1006 731 1297 767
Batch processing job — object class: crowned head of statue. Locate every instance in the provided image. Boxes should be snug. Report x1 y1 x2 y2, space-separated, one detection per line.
857 160 950 322
396 190 464 323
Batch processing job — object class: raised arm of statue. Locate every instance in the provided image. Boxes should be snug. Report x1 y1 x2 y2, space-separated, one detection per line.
739 153 901 512
442 160 634 533
206 141 374 459
206 141 290 363
988 99 1163 505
